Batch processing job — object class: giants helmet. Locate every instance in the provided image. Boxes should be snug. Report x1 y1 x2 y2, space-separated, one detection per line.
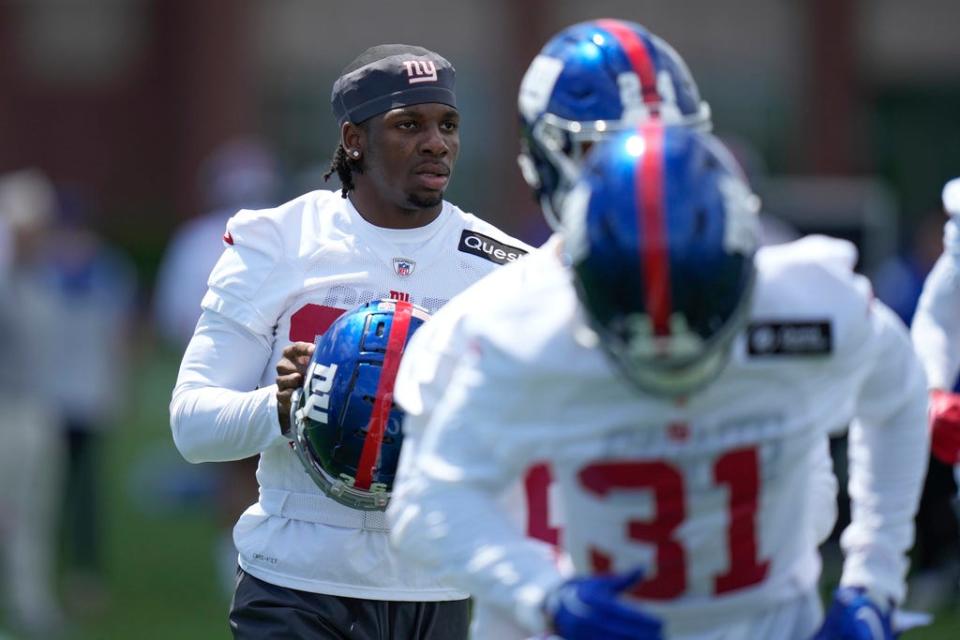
289 299 430 510
563 123 759 396
518 19 711 229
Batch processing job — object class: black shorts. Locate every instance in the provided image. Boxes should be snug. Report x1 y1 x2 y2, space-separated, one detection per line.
229 568 470 640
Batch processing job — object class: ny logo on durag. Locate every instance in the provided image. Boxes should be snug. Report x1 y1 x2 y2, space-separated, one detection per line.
403 60 437 84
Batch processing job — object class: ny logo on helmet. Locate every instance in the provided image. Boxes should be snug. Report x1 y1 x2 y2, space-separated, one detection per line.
403 60 437 84
302 363 338 424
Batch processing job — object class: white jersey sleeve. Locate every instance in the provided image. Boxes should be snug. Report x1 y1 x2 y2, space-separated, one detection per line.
169 309 282 463
842 301 930 604
761 236 929 604
911 215 960 389
393 239 568 638
389 341 565 635
200 208 301 343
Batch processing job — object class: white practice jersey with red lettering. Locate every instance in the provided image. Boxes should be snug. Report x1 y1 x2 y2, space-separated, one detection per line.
388 235 929 636
178 189 530 599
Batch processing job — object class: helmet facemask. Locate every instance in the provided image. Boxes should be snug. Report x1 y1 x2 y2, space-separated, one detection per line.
585 270 756 397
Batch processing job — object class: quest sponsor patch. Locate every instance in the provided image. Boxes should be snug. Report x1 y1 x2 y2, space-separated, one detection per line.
458 230 528 265
747 320 832 356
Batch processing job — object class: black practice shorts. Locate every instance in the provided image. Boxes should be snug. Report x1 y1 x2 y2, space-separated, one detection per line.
229 568 470 640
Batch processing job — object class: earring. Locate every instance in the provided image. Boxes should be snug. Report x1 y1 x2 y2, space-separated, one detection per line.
350 150 360 159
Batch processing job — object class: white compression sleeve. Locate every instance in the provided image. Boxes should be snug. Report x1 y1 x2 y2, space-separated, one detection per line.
170 309 284 463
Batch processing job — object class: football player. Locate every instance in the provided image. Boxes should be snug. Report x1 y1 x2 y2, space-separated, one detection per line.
387 125 929 640
389 20 713 638
909 177 960 607
912 177 960 467
169 44 529 639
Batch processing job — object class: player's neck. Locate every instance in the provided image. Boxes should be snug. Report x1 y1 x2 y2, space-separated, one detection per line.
348 190 443 230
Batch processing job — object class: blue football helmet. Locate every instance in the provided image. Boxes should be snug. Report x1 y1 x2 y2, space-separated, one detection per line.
563 123 759 396
518 19 711 230
289 299 430 510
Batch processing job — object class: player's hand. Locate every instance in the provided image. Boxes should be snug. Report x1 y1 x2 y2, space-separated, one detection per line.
544 569 662 640
811 587 896 640
929 389 960 465
276 341 315 438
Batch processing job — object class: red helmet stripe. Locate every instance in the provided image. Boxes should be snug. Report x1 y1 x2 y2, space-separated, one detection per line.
595 19 660 106
354 300 413 490
637 123 672 336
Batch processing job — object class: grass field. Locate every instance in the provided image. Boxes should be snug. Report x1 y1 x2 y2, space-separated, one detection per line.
69 347 230 639
4 347 956 639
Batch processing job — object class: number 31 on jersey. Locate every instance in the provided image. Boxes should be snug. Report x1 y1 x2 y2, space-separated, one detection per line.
578 446 769 600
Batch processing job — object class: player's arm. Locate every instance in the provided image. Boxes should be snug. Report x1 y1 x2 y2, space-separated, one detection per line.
840 300 929 606
911 215 960 391
391 334 659 639
169 209 295 463
170 309 284 462
388 342 565 635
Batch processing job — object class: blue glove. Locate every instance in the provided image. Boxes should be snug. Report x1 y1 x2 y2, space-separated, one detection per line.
544 568 662 640
812 587 896 640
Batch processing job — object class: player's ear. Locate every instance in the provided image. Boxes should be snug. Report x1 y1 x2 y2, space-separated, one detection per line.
341 121 365 157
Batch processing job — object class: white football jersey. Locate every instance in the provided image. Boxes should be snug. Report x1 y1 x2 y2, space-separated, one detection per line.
172 189 531 599
388 235 929 636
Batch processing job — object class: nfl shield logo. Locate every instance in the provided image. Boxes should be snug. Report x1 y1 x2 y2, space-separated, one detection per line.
393 258 415 277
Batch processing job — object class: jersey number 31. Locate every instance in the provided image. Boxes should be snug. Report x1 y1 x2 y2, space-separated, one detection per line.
580 447 770 600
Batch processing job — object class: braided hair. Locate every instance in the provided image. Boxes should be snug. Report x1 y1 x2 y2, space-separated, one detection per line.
323 138 364 198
